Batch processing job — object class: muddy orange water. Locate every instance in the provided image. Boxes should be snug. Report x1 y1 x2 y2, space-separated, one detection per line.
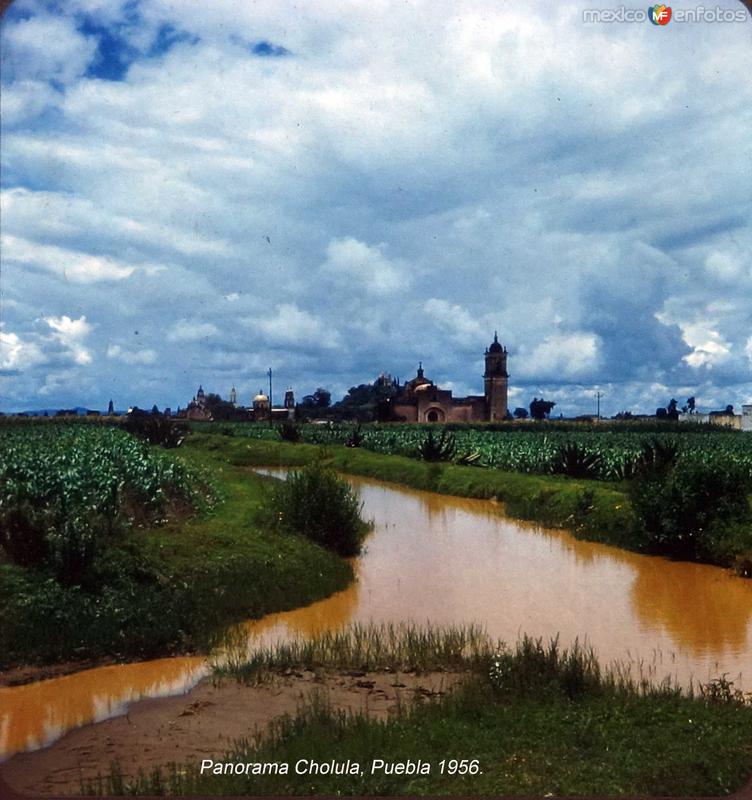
2 471 752 761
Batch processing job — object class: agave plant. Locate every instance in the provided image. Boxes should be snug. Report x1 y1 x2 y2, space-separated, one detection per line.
418 429 456 462
550 443 603 479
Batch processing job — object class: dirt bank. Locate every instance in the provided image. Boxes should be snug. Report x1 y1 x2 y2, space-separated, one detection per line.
0 669 463 796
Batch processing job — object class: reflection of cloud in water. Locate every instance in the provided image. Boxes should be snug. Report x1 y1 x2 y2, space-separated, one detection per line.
631 559 752 656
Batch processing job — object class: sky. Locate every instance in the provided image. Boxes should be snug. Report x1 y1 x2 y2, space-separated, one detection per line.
1 0 751 416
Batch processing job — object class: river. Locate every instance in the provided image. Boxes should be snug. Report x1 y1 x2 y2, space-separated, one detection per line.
2 470 751 760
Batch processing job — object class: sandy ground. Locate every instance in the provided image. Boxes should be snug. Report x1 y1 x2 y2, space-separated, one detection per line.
0 669 464 796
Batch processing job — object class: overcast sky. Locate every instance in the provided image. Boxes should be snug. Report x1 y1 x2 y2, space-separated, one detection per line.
1 0 751 415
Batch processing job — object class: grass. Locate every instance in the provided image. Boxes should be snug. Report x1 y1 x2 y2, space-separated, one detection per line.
92 624 752 796
0 434 353 669
213 621 493 682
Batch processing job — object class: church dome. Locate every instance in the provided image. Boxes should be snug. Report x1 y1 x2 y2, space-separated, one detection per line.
253 392 269 404
488 332 504 353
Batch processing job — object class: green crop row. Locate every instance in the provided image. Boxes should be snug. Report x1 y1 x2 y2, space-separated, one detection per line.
196 421 752 483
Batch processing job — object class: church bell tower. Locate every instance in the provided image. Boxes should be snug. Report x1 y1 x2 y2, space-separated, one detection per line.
484 332 508 421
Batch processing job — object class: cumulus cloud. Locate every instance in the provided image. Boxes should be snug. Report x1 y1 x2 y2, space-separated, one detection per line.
0 329 45 372
518 332 602 381
1 0 751 414
321 238 407 296
45 315 94 365
253 304 340 349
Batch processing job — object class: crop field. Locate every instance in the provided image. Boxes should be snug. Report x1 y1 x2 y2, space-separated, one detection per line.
0 423 210 575
194 422 752 483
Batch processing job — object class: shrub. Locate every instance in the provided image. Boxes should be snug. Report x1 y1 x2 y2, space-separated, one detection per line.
277 421 301 443
418 429 456 462
629 457 751 560
122 410 186 448
268 462 367 556
550 443 603 479
346 424 363 448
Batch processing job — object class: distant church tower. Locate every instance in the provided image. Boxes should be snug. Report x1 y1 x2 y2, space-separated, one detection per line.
284 387 295 419
484 332 508 421
229 386 237 406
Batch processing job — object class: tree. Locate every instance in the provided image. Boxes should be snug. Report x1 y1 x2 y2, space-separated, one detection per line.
151 404 160 415
687 396 696 414
529 397 556 421
513 407 528 419
203 393 237 421
107 399 115 415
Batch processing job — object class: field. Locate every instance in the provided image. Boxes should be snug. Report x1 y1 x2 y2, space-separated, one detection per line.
0 423 353 669
192 420 752 482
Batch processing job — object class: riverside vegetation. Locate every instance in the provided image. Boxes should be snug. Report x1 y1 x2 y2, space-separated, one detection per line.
195 426 752 573
0 422 359 670
93 623 752 797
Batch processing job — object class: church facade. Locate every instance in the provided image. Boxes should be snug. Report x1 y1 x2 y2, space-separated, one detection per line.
392 333 509 423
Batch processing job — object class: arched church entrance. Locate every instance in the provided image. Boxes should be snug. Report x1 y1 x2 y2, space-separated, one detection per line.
425 407 445 422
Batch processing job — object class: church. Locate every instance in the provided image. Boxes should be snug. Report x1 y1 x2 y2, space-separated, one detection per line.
391 333 509 423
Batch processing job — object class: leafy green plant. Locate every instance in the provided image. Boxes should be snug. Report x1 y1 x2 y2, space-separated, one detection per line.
346 424 363 448
418 428 456 461
122 410 187 448
277 421 301 443
267 461 368 556
550 443 603 479
629 457 751 560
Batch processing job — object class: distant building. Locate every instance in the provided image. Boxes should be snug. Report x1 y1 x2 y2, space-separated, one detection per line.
678 405 751 431
392 333 509 422
185 385 211 421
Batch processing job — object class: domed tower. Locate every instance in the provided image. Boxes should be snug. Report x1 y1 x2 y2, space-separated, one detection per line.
253 390 270 421
484 332 508 421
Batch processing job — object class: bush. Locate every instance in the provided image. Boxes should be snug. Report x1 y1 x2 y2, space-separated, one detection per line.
629 457 751 561
122 410 186 448
277 421 301 443
267 461 367 556
550 443 603 479
418 429 456 461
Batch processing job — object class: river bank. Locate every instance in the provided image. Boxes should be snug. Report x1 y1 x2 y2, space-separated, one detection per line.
3 625 750 797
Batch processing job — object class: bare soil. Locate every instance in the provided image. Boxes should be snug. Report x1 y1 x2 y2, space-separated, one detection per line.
0 669 464 796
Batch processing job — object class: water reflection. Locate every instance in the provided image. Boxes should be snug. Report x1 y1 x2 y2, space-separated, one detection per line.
2 470 751 760
0 657 205 761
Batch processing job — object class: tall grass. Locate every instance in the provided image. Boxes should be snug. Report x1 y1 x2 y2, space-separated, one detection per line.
97 625 752 797
213 621 493 683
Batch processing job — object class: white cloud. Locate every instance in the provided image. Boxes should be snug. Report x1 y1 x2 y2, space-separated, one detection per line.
254 303 340 348
519 332 602 380
166 320 219 342
679 321 732 369
321 238 406 296
2 235 135 283
106 344 158 365
1 13 97 85
0 330 45 371
45 315 93 365
423 299 485 345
